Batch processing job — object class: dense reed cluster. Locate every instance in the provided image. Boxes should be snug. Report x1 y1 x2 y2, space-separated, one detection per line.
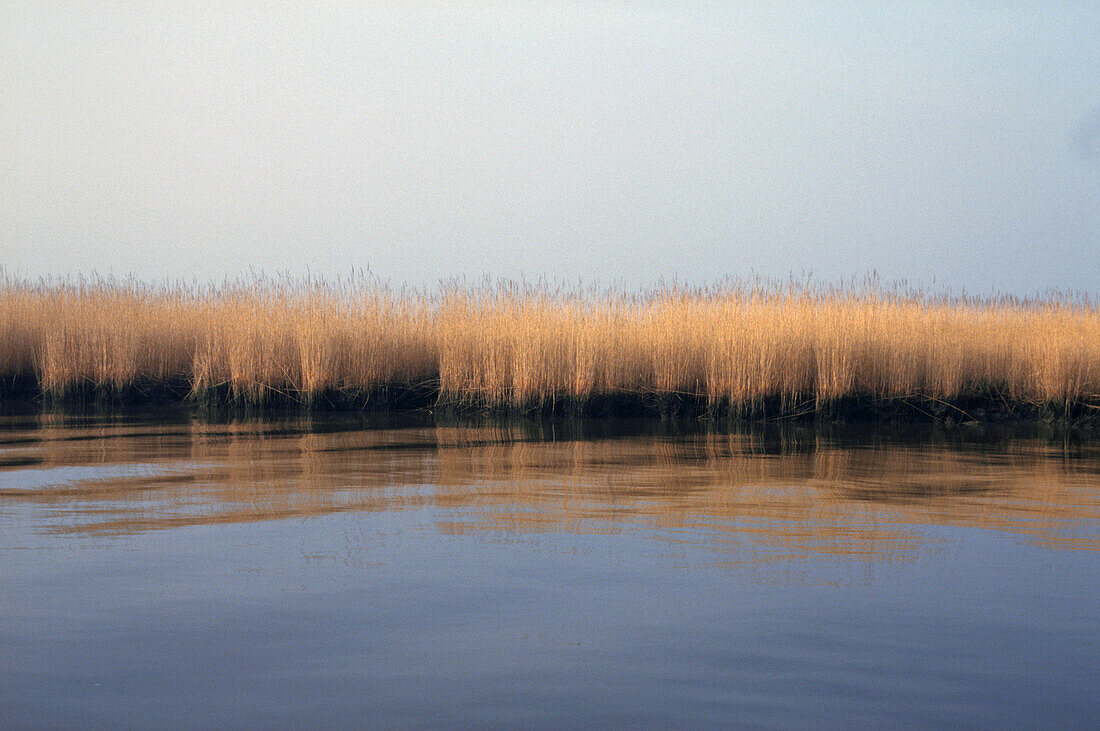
1 274 1098 415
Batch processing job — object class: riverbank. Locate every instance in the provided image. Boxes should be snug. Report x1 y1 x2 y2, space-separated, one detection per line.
1 372 1096 428
2 276 1098 425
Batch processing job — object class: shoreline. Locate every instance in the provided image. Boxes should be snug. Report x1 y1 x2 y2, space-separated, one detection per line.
2 373 1096 428
4 279 1098 426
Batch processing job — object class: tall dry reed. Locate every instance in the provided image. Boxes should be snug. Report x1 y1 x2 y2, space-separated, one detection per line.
1 274 1097 409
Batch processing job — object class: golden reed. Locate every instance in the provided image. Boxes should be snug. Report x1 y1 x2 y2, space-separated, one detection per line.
1 274 1098 411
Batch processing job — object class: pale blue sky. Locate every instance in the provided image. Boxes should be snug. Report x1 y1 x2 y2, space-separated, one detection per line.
2 2 1099 294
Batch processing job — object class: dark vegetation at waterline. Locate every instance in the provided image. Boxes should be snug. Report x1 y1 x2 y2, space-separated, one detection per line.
1 373 1096 427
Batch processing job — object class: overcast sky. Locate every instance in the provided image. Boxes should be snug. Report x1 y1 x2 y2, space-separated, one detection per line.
2 2 1099 294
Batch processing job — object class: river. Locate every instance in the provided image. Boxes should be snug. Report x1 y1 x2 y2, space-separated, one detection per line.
1 412 1097 726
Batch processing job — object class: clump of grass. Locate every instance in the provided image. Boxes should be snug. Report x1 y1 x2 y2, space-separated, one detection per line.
1 273 1097 414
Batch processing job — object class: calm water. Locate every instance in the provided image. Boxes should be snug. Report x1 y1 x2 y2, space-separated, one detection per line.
1 412 1097 728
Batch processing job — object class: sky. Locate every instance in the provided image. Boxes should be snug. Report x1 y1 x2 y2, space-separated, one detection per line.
2 2 1099 294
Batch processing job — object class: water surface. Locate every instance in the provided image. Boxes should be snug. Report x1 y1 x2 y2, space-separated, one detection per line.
1 413 1097 727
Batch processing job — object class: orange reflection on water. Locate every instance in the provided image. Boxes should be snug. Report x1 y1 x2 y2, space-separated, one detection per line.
0 416 1096 559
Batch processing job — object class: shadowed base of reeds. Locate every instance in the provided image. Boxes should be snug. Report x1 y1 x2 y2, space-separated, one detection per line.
449 392 1099 428
1 371 1097 428
0 374 438 414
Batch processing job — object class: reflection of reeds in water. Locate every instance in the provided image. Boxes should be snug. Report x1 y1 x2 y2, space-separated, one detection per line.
1 418 1095 559
2 275 1099 410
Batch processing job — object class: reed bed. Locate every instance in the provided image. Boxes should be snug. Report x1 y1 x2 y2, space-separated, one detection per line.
1 274 1098 415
